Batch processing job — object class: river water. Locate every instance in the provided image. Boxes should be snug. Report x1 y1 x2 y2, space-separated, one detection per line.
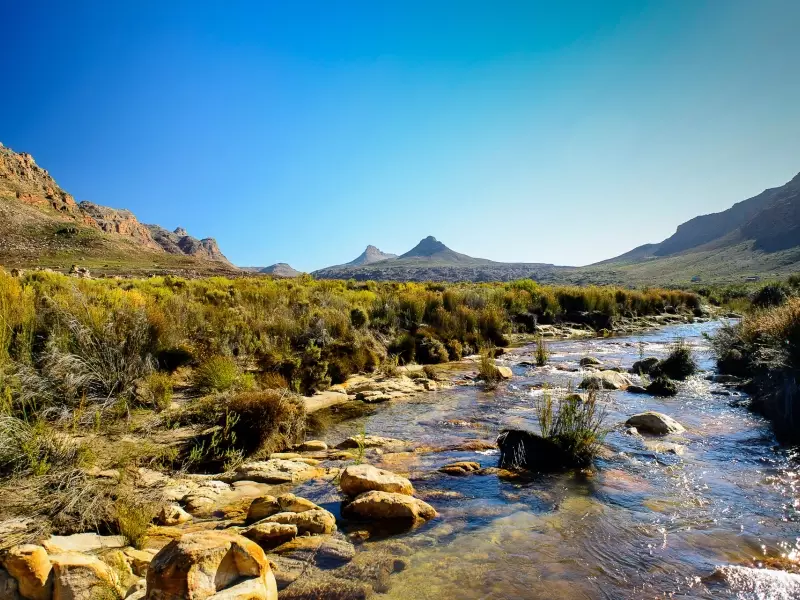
303 321 800 599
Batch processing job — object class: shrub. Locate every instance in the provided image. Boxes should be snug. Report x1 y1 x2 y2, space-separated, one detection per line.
138 372 173 410
114 494 157 549
388 333 416 365
534 336 549 366
477 346 502 384
534 387 607 466
445 339 463 361
652 339 697 380
415 334 449 364
752 283 791 309
193 356 239 392
155 346 194 372
350 307 369 329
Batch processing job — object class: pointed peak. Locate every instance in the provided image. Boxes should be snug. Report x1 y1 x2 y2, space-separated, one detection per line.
174 227 188 237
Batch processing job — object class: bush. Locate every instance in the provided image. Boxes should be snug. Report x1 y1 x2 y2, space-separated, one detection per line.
652 339 697 380
445 339 463 361
193 356 239 392
477 346 502 384
646 376 677 396
415 334 449 364
114 494 157 549
350 307 369 329
534 336 549 366
752 283 791 309
137 372 173 410
531 387 607 467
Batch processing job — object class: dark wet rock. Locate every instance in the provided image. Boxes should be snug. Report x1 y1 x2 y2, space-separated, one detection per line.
272 534 356 569
627 385 647 394
711 389 732 396
625 412 685 435
438 461 481 476
336 436 405 450
496 429 582 471
630 357 660 375
717 348 750 377
645 376 678 397
580 356 603 366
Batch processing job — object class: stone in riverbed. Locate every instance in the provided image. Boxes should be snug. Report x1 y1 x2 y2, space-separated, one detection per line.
226 459 316 484
49 552 119 600
146 531 277 600
243 523 298 550
335 435 404 450
247 496 280 523
579 370 632 390
343 491 437 523
3 545 51 600
272 534 356 568
580 356 603 366
262 508 337 535
157 504 193 526
625 411 685 435
645 376 678 397
630 357 660 375
296 440 328 452
340 464 414 497
277 493 319 513
438 461 481 476
42 533 127 554
122 548 155 577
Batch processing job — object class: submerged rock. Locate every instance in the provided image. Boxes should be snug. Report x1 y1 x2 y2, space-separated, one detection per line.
625 412 685 435
630 357 660 375
645 376 678 397
343 491 437 523
438 461 481 476
340 464 414 497
580 356 603 366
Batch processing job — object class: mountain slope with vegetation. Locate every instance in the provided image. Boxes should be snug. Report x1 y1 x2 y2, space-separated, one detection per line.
0 143 236 275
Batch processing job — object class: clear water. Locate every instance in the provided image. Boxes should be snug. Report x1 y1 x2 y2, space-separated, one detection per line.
305 322 800 599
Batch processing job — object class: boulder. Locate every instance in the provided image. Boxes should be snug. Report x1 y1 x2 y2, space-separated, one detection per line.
157 504 193 526
296 440 328 452
122 548 154 577
3 545 51 600
243 523 297 550
340 464 414 498
630 357 660 375
42 533 126 554
579 370 632 390
495 366 513 379
276 494 318 513
262 508 337 535
125 579 146 599
226 459 315 484
246 496 280 523
49 552 118 600
343 491 436 522
625 412 685 435
335 436 404 450
496 429 580 471
626 385 647 394
580 357 602 366
145 531 277 600
438 461 481 476
271 535 356 568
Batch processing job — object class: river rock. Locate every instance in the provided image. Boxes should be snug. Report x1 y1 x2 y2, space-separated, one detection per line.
246 496 280 523
296 440 328 452
262 508 337 535
579 370 632 390
340 464 414 497
42 533 126 554
3 545 52 600
272 534 356 568
277 493 319 513
344 491 437 522
158 504 193 526
146 531 277 600
122 548 155 577
243 523 298 550
580 356 603 366
336 435 404 450
438 461 481 476
49 552 118 600
630 357 660 375
645 376 678 397
625 411 685 435
496 366 513 379
226 459 316 484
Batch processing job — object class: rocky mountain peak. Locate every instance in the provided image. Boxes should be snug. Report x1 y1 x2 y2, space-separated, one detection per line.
401 235 450 258
347 245 397 266
174 227 188 237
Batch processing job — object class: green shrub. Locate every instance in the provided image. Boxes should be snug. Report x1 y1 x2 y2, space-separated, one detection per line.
652 339 697 380
752 283 791 308
138 372 173 410
445 339 463 361
477 346 502 384
534 387 607 465
388 333 416 365
415 334 449 364
114 494 157 550
534 336 550 366
350 307 369 329
193 356 239 392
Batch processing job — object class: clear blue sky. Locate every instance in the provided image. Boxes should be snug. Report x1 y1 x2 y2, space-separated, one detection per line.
1 1 798 270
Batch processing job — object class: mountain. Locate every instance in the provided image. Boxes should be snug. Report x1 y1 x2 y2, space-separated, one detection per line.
314 236 567 282
346 245 397 266
260 263 302 277
591 170 800 283
0 142 235 275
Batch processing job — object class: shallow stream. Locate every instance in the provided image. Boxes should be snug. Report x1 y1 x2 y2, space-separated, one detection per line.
300 321 800 599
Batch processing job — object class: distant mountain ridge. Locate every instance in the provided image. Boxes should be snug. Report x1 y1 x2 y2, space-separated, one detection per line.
346 245 397 266
260 263 302 277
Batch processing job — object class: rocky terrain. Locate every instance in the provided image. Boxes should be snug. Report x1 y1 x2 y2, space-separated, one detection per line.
0 143 235 275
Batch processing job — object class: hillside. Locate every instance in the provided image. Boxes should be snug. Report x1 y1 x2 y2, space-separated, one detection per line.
0 143 236 275
594 171 800 283
346 245 397 266
260 263 302 277
314 236 570 282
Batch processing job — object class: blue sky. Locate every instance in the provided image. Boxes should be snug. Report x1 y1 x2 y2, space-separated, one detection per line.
1 1 799 270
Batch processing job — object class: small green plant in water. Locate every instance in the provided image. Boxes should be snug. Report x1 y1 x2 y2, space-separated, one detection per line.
478 345 501 386
534 336 550 366
354 423 368 465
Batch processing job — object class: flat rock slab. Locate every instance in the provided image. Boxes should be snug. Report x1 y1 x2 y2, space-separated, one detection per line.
42 533 127 554
226 459 317 484
340 464 414 497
